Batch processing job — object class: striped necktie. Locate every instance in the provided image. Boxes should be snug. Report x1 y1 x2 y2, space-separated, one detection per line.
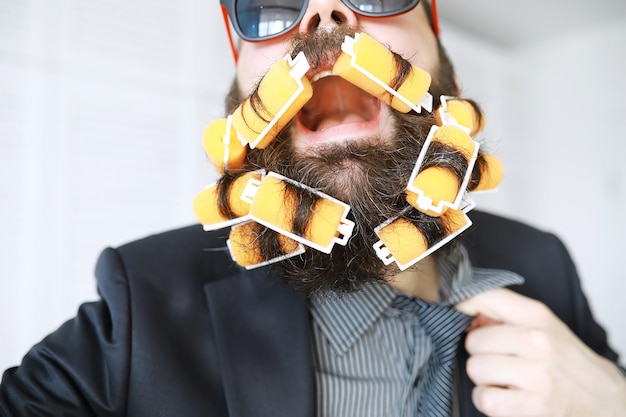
393 296 473 417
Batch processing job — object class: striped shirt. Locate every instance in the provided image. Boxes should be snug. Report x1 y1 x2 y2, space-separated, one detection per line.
310 246 524 417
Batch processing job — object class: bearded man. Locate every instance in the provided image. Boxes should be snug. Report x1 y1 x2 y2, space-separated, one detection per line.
1 1 625 416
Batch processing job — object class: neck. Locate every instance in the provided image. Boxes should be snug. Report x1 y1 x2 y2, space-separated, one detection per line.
387 255 440 302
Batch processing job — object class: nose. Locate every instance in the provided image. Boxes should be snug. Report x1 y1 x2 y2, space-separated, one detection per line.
299 0 359 33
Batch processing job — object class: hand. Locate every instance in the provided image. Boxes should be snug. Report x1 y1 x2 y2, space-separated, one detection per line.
455 288 626 417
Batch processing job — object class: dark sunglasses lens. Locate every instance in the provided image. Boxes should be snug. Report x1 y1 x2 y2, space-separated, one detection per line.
235 0 305 39
349 0 417 15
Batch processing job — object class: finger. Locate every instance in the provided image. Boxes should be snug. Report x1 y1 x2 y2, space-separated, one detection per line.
465 324 525 356
472 385 545 417
455 288 555 327
466 353 539 390
467 313 501 332
465 324 558 360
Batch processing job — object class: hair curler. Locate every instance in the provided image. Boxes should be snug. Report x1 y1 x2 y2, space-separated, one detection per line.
406 125 479 216
472 154 504 192
373 207 472 270
244 172 355 253
227 221 305 269
192 170 264 231
405 166 460 217
374 217 428 269
202 115 247 173
333 32 433 113
436 97 485 136
231 52 313 149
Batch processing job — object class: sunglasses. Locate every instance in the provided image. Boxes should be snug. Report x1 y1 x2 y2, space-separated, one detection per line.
220 0 439 60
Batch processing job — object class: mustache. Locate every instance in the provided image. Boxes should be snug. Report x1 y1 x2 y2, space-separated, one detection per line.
289 26 346 69
225 26 436 118
237 27 420 139
288 26 351 73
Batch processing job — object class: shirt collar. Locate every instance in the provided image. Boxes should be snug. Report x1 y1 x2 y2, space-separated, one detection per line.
310 245 524 355
438 245 524 306
310 282 397 355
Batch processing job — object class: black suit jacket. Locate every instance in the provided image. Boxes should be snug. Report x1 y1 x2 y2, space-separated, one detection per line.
0 211 621 416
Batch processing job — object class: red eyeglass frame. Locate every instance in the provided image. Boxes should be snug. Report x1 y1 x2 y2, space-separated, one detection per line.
221 0 439 63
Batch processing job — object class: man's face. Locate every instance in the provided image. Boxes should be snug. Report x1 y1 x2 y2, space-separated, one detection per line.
235 3 440 153
220 2 463 295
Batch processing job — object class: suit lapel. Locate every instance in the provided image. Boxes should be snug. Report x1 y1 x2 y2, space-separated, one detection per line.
204 268 315 417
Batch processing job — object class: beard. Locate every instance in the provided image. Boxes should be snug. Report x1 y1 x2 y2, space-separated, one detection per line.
219 27 470 296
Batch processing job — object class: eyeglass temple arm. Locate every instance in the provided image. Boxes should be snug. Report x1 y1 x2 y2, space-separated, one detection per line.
221 5 239 63
432 0 439 37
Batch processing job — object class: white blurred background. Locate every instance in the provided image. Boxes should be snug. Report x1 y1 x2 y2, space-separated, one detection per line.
1 0 625 371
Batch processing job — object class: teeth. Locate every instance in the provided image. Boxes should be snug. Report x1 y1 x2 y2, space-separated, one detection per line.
311 70 334 83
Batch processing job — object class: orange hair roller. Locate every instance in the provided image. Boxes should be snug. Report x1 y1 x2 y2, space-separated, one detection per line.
406 125 479 216
202 116 247 173
333 33 433 113
436 97 485 136
231 52 313 149
246 172 354 253
227 221 305 269
192 170 264 230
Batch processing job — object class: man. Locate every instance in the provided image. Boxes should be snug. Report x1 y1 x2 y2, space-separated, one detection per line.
1 1 625 416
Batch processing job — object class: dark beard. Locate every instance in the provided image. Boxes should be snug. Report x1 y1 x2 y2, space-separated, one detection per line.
218 27 466 296
243 109 468 295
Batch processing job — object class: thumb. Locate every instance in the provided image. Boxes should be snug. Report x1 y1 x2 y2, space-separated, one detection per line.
455 288 552 327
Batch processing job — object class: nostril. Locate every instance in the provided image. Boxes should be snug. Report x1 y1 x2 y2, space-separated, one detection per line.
331 12 346 24
305 11 349 32
307 15 321 32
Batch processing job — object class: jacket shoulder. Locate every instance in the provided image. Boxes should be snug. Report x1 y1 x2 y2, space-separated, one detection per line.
463 210 563 268
118 224 228 254
96 225 240 290
463 210 580 322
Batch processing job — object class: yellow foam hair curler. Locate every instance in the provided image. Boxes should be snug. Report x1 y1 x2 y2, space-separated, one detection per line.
434 98 503 192
373 208 473 270
247 172 355 254
432 125 478 160
231 52 313 149
202 115 247 173
227 221 305 269
374 217 428 268
227 221 265 267
333 32 433 113
405 167 459 217
436 98 485 137
406 125 479 216
304 198 352 250
472 154 504 192
441 208 471 234
192 170 263 231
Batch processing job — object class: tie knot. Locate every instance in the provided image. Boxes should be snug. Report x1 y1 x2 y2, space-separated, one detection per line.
392 296 472 361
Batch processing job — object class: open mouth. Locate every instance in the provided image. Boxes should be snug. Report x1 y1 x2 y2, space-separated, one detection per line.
296 74 382 136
